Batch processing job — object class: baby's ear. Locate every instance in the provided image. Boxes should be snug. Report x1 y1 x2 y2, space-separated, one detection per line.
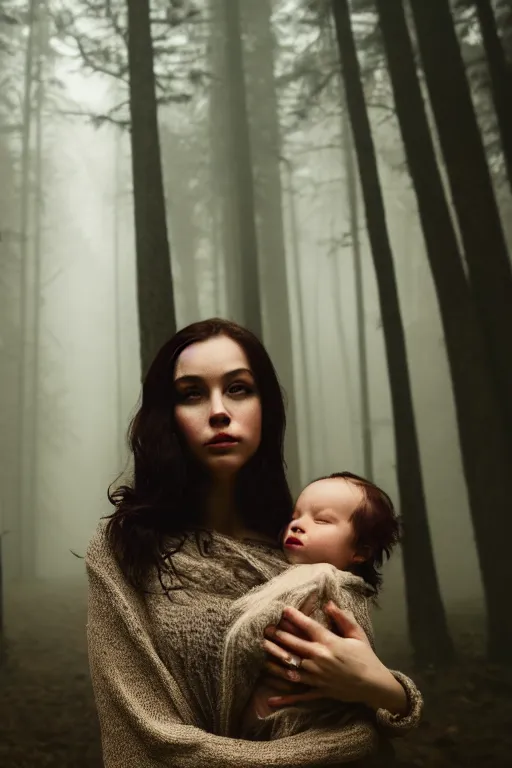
352 545 372 564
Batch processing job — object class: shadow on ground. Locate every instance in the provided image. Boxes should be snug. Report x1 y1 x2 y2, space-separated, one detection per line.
1 580 511 767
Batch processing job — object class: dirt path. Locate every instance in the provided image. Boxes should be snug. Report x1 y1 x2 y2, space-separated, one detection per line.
1 579 511 767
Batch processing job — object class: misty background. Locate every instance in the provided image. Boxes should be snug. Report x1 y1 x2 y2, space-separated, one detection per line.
1 1 512 766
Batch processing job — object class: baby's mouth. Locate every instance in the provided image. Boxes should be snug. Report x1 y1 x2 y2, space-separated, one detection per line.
284 536 304 548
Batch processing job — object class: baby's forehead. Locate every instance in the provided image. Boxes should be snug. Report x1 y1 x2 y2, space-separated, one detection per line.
295 477 362 509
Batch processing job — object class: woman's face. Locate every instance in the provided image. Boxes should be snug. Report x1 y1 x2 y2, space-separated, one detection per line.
173 335 262 478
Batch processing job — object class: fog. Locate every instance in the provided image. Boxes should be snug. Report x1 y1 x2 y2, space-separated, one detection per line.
1 1 512 766
8 51 483 611
7 55 483 599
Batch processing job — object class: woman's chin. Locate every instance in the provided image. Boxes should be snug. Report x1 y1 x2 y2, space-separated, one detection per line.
205 454 247 476
202 445 258 477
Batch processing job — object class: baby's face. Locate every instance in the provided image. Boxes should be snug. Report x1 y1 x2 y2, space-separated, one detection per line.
283 478 363 569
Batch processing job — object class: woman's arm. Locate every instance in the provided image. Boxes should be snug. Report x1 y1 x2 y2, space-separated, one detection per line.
363 668 408 715
262 604 423 735
86 532 376 767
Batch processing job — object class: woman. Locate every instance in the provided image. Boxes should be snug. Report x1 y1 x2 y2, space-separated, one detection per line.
86 318 421 767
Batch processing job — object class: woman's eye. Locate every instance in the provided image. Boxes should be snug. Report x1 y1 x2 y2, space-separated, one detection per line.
228 382 252 396
180 389 202 401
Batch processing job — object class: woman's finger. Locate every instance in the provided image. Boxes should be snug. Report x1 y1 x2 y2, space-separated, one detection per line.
273 591 316 640
261 637 304 668
264 660 302 682
268 690 324 707
324 602 371 646
268 606 313 640
276 616 307 638
264 626 318 660
263 660 317 688
277 606 328 642
260 670 310 695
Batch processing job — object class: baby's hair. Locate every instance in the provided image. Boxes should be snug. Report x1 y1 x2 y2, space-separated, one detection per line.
311 471 401 592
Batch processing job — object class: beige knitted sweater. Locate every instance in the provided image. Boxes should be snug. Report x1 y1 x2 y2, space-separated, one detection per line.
86 521 422 768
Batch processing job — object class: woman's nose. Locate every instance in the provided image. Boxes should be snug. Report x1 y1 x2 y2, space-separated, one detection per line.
209 392 230 425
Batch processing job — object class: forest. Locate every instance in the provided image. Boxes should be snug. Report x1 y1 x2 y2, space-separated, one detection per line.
1 0 512 766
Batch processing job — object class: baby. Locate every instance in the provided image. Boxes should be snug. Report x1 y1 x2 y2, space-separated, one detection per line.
281 470 399 590
221 471 401 741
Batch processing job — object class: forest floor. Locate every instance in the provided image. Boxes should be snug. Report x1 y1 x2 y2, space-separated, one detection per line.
0 580 511 768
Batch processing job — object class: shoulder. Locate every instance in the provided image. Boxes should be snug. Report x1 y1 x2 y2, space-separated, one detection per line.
85 518 143 607
85 517 116 573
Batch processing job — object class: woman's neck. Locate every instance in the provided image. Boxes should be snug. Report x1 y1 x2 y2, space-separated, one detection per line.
203 478 244 537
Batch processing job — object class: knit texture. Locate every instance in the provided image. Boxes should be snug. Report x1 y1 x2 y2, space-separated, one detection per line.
86 521 422 767
222 563 376 742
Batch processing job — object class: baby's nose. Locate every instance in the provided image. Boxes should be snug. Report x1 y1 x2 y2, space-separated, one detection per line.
291 522 305 533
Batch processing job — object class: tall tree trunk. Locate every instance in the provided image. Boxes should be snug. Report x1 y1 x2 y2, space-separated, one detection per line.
113 121 124 467
241 0 301 491
341 101 373 481
409 0 512 447
0 531 3 638
330 0 454 666
27 2 46 561
377 0 512 663
0 524 4 649
208 0 238 319
160 129 200 325
326 16 373 477
474 0 512 191
221 0 262 336
17 0 37 581
126 0 176 378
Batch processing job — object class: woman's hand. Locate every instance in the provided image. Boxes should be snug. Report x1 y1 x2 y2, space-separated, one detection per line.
259 592 318 695
261 602 408 716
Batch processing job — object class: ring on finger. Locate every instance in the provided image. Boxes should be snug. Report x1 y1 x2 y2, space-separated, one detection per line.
284 654 302 670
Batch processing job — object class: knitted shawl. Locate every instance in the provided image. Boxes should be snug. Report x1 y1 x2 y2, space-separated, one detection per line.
86 522 422 768
221 562 379 744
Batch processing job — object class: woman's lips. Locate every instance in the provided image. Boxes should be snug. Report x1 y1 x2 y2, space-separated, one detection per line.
205 434 240 449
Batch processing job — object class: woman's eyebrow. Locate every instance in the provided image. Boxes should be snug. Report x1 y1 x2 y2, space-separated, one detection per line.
224 367 254 379
174 375 202 385
174 368 253 385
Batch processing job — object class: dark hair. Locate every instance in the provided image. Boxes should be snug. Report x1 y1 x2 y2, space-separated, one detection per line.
105 318 293 593
311 471 401 592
